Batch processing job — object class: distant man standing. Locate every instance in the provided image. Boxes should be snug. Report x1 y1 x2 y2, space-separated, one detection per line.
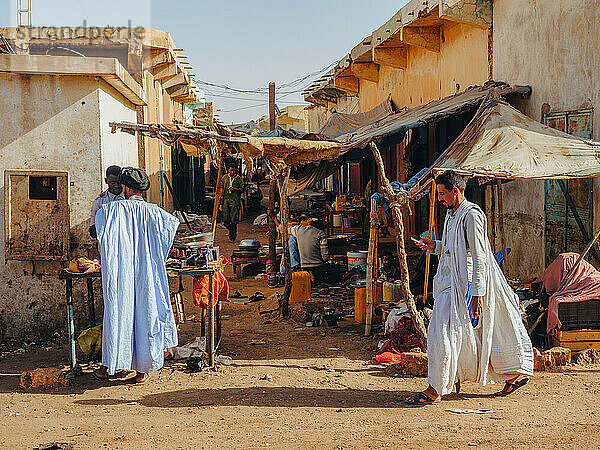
407 170 533 405
93 167 179 384
89 165 125 238
222 164 244 242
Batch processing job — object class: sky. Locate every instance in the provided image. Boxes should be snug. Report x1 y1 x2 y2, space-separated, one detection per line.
0 0 409 124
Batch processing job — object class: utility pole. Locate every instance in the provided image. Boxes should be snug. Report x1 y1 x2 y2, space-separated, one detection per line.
268 81 277 270
269 81 276 131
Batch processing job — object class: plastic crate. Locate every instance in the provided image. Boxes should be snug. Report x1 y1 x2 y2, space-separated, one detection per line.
558 299 600 331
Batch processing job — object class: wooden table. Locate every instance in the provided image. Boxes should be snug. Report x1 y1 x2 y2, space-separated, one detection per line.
59 269 101 375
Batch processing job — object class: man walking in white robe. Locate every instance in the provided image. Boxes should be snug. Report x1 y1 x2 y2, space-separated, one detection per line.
407 170 533 405
93 167 179 384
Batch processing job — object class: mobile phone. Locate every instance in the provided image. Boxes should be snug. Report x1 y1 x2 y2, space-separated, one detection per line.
410 236 423 244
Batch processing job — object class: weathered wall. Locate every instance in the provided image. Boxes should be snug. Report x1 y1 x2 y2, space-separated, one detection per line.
359 21 489 112
0 74 102 341
493 0 600 277
98 80 139 175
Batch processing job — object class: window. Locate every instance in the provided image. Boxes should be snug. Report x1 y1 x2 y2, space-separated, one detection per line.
29 176 58 200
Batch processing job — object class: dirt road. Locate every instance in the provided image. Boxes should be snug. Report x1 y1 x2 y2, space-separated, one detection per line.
1 222 599 449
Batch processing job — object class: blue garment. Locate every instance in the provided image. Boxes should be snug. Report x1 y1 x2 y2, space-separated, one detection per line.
281 235 301 274
95 199 179 375
370 193 391 220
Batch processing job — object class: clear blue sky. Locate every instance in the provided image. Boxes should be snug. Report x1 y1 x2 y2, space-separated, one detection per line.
0 1 408 124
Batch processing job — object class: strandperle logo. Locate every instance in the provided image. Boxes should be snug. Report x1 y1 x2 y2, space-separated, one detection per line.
14 21 147 41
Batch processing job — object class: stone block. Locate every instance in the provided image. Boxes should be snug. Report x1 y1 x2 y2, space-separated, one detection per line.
573 348 600 366
534 346 571 371
388 351 428 377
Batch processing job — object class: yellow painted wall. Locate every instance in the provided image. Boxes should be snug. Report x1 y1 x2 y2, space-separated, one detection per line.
359 22 489 112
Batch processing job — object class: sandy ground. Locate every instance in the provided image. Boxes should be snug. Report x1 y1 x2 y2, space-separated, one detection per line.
1 220 600 449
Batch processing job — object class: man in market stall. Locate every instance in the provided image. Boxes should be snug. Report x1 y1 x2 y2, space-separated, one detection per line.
221 164 244 242
89 165 125 238
406 170 533 405
92 167 180 384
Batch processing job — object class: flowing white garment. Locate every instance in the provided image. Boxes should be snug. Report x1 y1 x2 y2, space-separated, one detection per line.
95 200 179 375
428 200 533 395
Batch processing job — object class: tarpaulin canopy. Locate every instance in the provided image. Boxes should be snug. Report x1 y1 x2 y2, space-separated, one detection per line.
319 97 394 138
409 96 600 198
340 82 531 150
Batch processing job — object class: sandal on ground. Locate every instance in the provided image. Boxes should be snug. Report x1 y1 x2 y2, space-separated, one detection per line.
497 377 529 397
135 373 151 385
92 368 108 381
248 292 266 303
404 392 441 406
229 291 248 299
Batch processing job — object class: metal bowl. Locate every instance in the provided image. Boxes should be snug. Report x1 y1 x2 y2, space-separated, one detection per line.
239 239 261 248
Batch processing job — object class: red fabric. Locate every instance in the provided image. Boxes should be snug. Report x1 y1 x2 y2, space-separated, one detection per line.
537 253 600 333
375 352 402 363
193 257 230 309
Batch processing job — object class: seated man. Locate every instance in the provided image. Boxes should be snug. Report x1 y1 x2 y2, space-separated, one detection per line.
378 252 399 282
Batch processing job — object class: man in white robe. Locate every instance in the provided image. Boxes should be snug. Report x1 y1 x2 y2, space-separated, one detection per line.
407 170 533 405
93 167 179 384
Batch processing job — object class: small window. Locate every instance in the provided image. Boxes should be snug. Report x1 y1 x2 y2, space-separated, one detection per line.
29 176 57 200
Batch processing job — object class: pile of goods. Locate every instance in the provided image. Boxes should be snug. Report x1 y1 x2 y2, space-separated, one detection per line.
67 257 100 274
232 239 261 260
167 232 219 270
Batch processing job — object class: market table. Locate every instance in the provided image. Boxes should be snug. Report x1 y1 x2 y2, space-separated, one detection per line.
168 263 222 366
59 269 101 375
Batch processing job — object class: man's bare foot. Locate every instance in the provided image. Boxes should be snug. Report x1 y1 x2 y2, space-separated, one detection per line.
93 366 108 380
135 372 151 384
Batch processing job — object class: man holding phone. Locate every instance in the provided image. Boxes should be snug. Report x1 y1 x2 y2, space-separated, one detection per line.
406 170 533 405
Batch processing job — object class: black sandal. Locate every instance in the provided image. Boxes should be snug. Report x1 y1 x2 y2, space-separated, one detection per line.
497 377 529 397
404 392 441 407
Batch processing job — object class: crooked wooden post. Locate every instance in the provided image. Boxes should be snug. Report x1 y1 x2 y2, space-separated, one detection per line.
370 142 427 350
277 168 292 317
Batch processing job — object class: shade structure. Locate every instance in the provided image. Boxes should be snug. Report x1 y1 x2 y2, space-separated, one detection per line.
410 97 600 198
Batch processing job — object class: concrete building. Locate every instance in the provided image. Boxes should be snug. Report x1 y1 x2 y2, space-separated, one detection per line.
303 0 600 279
0 27 200 341
492 0 600 277
257 105 309 132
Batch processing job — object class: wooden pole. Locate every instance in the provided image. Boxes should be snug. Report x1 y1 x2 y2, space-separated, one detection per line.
423 180 436 300
490 184 496 253
496 179 508 272
370 142 427 350
365 197 378 336
268 178 278 270
211 155 224 236
278 168 292 317
269 82 276 131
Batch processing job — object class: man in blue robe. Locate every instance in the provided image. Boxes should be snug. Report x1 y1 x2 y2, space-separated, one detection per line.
93 168 179 384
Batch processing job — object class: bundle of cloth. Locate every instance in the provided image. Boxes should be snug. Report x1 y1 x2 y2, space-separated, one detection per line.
536 252 600 333
68 257 101 273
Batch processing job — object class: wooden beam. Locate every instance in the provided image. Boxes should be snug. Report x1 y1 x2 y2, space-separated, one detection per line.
143 50 172 71
373 46 407 69
169 86 190 99
351 62 379 83
401 26 440 53
278 168 292 318
153 62 178 81
334 75 359 95
162 72 187 89
365 197 378 336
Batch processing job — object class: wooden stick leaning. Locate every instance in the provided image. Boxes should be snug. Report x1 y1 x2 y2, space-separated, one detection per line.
365 197 378 336
370 142 428 350
423 180 436 300
211 155 224 236
277 168 292 317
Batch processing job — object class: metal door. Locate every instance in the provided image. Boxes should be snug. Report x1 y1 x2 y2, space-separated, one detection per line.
544 110 593 264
